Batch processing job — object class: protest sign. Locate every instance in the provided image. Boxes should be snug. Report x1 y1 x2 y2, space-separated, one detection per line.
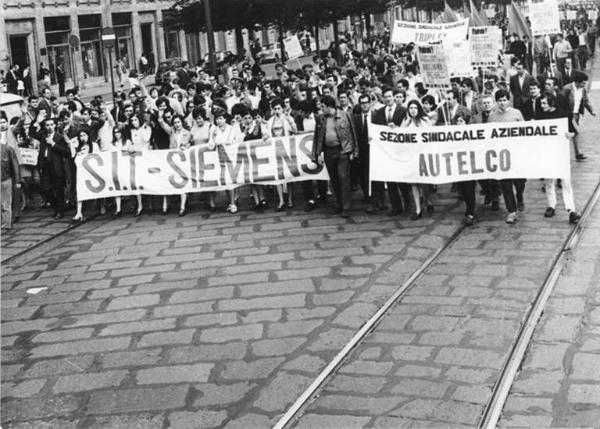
445 40 474 78
529 0 561 35
283 35 304 60
76 134 328 201
469 26 502 67
417 44 451 89
589 9 598 20
566 10 577 20
19 148 39 166
390 18 469 45
369 119 570 184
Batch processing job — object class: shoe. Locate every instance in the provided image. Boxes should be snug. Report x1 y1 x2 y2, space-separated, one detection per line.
465 215 475 226
387 208 400 216
113 210 122 218
71 215 83 223
557 179 562 189
178 208 186 217
576 154 587 161
252 203 262 212
341 211 350 218
162 207 168 215
134 208 144 217
517 201 525 212
54 212 64 220
427 204 434 214
411 211 422 220
287 201 294 209
505 212 517 224
276 203 285 212
260 199 268 207
229 204 238 214
569 211 581 224
541 184 546 193
491 200 500 211
544 207 555 218
209 205 217 213
304 201 316 212
365 205 379 214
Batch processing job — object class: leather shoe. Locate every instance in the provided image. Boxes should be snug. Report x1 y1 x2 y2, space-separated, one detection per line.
576 154 587 161
304 201 316 212
544 207 555 218
54 212 64 220
410 211 422 220
569 211 581 224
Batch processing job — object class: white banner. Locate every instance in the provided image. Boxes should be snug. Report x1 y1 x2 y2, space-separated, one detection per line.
19 148 39 166
589 9 598 20
566 10 577 20
529 0 561 35
445 40 474 77
283 35 304 60
469 26 502 67
76 134 328 201
369 119 571 184
390 18 469 45
417 44 451 89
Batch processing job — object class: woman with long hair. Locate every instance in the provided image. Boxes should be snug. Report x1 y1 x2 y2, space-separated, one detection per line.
157 112 192 216
71 127 99 222
401 99 432 220
127 114 152 216
208 107 243 214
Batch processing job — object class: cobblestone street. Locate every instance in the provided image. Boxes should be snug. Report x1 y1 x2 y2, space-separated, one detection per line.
2 48 600 429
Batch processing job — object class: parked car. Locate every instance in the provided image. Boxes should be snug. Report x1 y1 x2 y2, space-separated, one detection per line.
155 58 183 85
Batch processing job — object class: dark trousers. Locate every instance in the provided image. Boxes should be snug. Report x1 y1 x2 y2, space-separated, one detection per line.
458 180 477 216
500 179 526 213
301 180 328 202
324 147 352 211
41 166 65 213
479 179 501 203
357 150 385 206
388 182 412 211
58 79 65 97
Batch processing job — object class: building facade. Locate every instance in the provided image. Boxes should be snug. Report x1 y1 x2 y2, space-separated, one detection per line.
0 0 251 91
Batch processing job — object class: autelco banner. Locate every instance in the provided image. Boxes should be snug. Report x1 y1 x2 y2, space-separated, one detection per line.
369 119 570 184
76 134 328 201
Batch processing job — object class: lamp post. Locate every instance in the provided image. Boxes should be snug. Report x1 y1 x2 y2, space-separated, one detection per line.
101 27 117 108
204 0 218 77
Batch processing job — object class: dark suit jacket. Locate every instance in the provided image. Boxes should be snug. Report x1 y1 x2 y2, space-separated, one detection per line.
372 104 406 126
562 68 585 86
522 97 543 121
509 73 536 111
37 132 70 178
353 110 374 156
537 70 563 89
5 70 19 94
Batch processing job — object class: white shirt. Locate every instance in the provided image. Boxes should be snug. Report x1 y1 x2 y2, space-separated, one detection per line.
386 104 396 122
572 86 583 114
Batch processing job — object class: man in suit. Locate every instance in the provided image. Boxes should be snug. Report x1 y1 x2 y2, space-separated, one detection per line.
353 93 385 213
522 81 543 121
372 86 410 215
561 57 584 86
32 118 71 219
561 73 596 161
509 57 536 111
543 76 569 112
5 64 20 95
311 95 359 218
436 88 471 125
536 64 563 90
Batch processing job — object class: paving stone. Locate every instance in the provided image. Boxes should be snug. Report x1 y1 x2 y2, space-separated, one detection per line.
87 385 189 414
53 370 127 393
2 378 46 398
168 343 247 363
1 318 59 336
524 344 569 370
153 301 215 318
99 319 175 336
1 395 81 422
0 418 79 429
339 360 394 376
327 375 387 394
32 328 94 343
200 323 263 343
167 410 228 429
238 279 314 297
267 319 323 338
137 329 195 348
1 305 40 321
500 415 554 428
367 332 416 344
503 396 553 413
307 328 356 351
295 413 371 428
223 413 271 429
390 379 450 398
31 336 131 358
241 309 282 324
251 337 305 356
332 302 378 328
452 385 493 404
390 398 481 425
571 353 600 380
283 354 326 372
253 372 312 412
106 293 160 310
512 371 564 395
444 367 494 384
101 349 162 368
83 413 164 429
220 357 284 380
69 309 146 327
184 312 238 327
42 300 104 317
537 315 580 342
315 394 406 415
207 272 269 286
312 290 354 306
434 347 504 369
136 363 213 384
169 287 235 303
391 345 434 362
220 294 306 311
193 382 255 406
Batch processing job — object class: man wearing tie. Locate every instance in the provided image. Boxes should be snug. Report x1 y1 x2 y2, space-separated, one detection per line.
509 57 536 111
372 86 410 216
522 81 543 121
353 94 384 213
562 57 583 86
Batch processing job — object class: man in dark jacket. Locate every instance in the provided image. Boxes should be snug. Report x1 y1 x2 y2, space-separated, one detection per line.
32 118 71 219
312 95 359 217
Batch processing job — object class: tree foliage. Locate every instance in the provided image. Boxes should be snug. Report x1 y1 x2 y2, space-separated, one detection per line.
164 0 391 33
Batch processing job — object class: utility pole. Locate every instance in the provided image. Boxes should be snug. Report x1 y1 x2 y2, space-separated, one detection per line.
204 0 217 77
